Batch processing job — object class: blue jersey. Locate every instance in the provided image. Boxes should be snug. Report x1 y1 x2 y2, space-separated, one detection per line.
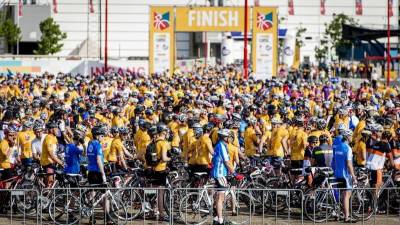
211 141 230 178
87 140 104 172
64 143 83 174
332 141 352 179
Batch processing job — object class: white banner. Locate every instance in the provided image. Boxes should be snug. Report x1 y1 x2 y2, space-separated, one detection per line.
255 33 274 79
283 30 296 67
153 33 171 73
0 59 148 76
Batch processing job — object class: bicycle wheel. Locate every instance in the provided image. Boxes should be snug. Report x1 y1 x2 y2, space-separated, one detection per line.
179 192 212 225
304 189 335 223
224 190 255 225
121 189 142 220
48 193 80 225
388 187 400 212
243 183 270 210
165 178 189 217
265 179 287 211
351 189 374 221
14 181 38 215
107 195 128 225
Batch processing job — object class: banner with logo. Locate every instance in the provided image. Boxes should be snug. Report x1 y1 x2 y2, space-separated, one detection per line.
149 6 174 74
320 0 326 15
252 7 278 79
355 0 363 16
175 7 246 32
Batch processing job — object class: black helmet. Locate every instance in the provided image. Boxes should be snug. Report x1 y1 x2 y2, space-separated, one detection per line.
319 134 328 144
307 135 318 144
134 105 145 114
203 123 214 133
46 121 58 129
148 125 158 138
92 125 107 136
316 119 327 130
157 123 169 134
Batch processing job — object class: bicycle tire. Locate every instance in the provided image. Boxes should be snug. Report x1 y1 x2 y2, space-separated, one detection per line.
179 192 212 225
351 188 374 221
224 190 255 225
304 189 335 223
107 195 128 225
120 188 143 220
48 193 80 225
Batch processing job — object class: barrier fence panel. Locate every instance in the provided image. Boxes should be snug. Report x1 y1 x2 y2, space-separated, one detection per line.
1 186 399 224
0 189 39 225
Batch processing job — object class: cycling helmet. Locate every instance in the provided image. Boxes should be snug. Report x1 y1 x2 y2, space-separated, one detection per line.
92 125 107 136
316 119 327 130
337 123 347 133
203 123 214 133
157 123 169 134
382 130 393 140
319 134 329 144
341 129 353 138
118 127 129 135
193 126 203 137
191 123 202 129
178 114 187 123
217 129 230 137
294 116 304 126
232 113 241 121
23 118 35 128
271 118 282 125
134 105 145 114
307 135 318 144
148 125 158 138
145 108 153 115
76 124 87 134
110 126 119 134
46 121 58 129
232 121 240 129
33 119 45 131
247 117 257 125
73 130 85 140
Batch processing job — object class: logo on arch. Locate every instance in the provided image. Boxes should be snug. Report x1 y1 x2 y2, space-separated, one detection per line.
153 12 170 30
256 12 273 31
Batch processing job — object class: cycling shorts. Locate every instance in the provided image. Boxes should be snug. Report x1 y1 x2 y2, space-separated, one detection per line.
150 170 168 187
290 160 303 175
214 177 228 191
88 171 103 185
336 177 353 190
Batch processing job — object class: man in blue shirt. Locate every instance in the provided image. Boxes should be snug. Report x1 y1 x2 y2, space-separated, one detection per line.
64 129 85 186
211 129 235 225
331 129 357 223
87 125 106 184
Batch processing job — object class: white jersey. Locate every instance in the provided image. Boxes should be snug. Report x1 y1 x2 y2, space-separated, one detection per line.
32 135 46 156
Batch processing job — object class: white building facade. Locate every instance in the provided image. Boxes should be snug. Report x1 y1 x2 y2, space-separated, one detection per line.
2 0 399 64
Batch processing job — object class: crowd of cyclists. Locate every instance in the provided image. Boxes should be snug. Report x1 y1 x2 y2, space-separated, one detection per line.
0 66 399 224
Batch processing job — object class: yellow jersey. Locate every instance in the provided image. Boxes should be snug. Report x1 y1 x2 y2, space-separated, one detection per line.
154 139 170 172
108 138 124 163
18 130 36 159
290 128 307 161
101 136 114 163
268 127 288 157
0 140 11 169
134 129 151 162
195 134 213 166
40 134 58 166
244 126 258 157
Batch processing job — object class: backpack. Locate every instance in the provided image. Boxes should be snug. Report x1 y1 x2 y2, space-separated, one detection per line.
145 140 160 167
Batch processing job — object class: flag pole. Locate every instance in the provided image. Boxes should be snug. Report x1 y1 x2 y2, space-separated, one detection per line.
243 0 249 79
386 0 391 86
105 0 108 72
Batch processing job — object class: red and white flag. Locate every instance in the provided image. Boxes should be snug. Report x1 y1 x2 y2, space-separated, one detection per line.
254 0 260 6
320 0 326 15
388 0 393 17
288 0 294 15
18 0 23 17
355 0 363 16
53 0 58 14
89 0 95 13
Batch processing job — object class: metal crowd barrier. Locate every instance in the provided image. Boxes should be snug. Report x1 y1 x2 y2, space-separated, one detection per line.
0 187 399 224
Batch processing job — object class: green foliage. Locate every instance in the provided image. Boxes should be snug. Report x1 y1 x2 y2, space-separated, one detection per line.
323 13 358 61
34 18 67 55
295 24 307 48
0 19 21 53
315 39 329 63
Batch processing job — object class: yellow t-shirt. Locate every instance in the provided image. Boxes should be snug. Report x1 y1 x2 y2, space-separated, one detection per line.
108 138 124 163
355 140 367 166
40 134 58 166
134 129 151 162
101 136 113 163
353 120 366 144
268 127 289 157
309 130 333 146
154 139 170 172
0 140 11 169
111 116 128 128
211 127 219 145
228 143 239 168
18 130 36 159
182 129 195 160
195 135 213 166
244 127 258 157
290 129 307 161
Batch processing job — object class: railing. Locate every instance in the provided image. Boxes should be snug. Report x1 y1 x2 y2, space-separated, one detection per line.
0 187 399 224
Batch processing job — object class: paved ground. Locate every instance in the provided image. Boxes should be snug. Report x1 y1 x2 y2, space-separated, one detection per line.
0 212 399 225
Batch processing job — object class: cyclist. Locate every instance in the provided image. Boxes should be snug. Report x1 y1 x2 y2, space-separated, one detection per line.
87 125 112 224
150 123 171 221
290 117 308 183
18 118 36 166
64 127 86 186
0 125 18 187
211 129 235 225
41 121 63 188
267 118 289 175
303 135 318 186
311 134 333 167
331 129 357 223
32 119 45 161
354 130 370 167
391 128 400 183
244 117 261 163
109 126 133 172
134 119 151 162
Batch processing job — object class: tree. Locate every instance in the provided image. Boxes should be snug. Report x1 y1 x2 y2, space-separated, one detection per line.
0 19 21 54
324 13 358 62
295 24 307 48
34 18 67 55
315 39 329 63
